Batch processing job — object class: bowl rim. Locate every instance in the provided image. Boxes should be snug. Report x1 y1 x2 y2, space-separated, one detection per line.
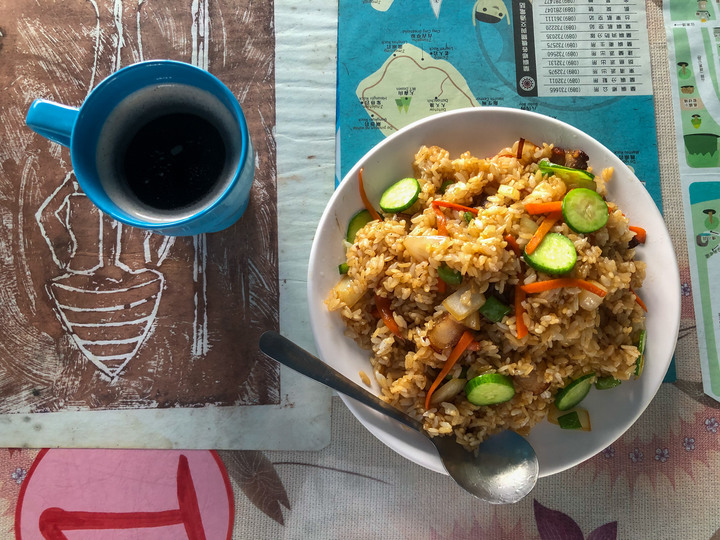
308 106 680 477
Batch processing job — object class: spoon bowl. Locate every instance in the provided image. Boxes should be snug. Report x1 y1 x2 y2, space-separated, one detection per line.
258 331 538 504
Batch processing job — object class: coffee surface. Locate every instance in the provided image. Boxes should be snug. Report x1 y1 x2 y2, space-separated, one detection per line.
122 113 227 210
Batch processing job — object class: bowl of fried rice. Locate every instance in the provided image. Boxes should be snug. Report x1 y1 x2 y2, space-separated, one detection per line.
308 107 680 477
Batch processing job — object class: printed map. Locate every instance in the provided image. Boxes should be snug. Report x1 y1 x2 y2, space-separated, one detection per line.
337 0 662 217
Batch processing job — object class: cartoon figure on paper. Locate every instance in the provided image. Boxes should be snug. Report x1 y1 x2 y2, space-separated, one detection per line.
696 206 720 249
472 0 514 86
36 173 169 381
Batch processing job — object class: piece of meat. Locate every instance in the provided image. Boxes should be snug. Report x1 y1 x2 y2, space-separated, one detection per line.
514 361 550 395
548 146 590 170
549 146 566 165
564 149 589 170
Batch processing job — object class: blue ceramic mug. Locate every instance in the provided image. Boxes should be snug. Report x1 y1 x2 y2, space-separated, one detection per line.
26 60 254 236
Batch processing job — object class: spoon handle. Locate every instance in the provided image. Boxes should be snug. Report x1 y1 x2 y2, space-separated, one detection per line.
259 331 423 432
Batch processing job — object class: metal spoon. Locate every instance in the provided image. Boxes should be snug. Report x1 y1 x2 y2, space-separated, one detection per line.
258 331 539 504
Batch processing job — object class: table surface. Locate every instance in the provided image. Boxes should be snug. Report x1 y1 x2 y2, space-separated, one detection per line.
0 0 331 452
1 0 718 539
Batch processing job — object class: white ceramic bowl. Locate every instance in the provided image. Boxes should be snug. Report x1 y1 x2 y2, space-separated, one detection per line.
307 107 680 477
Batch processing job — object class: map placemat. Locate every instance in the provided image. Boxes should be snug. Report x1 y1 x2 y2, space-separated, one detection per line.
337 0 661 199
337 0 675 382
0 0 330 450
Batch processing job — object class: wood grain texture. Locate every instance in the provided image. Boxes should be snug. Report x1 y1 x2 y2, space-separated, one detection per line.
0 0 278 413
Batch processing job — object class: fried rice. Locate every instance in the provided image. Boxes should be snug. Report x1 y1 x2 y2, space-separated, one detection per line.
325 140 646 450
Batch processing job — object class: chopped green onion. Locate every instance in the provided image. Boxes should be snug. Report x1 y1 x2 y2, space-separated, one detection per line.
438 264 463 285
440 180 454 194
463 211 474 223
338 262 349 274
634 329 647 378
595 376 621 389
478 296 512 323
557 409 591 430
558 411 582 429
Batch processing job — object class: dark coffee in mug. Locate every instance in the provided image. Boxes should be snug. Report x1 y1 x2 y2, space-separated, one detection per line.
123 112 226 210
96 83 242 220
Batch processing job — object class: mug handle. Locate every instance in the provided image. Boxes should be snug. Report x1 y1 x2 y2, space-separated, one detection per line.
25 99 79 148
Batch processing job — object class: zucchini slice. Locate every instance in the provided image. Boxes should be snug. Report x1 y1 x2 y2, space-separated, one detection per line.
465 373 516 406
346 209 373 243
379 177 421 213
538 158 596 191
523 233 577 275
555 373 595 411
561 188 609 234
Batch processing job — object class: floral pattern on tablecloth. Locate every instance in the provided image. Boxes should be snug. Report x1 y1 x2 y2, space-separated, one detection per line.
0 449 37 538
3 390 720 539
579 401 720 492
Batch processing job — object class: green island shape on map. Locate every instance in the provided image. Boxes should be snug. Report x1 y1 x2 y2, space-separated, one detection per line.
355 42 479 137
368 0 394 11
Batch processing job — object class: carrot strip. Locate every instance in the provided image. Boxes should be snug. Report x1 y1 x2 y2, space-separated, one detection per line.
631 288 648 312
525 211 562 255
374 294 404 340
629 226 646 244
437 279 447 294
504 234 522 256
358 168 382 222
425 330 474 409
520 278 608 297
524 201 563 215
515 282 528 339
431 200 479 215
433 205 448 236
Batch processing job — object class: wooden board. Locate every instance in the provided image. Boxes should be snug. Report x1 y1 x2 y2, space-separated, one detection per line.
0 0 302 446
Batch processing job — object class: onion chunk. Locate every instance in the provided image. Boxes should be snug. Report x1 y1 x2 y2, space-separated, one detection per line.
442 283 486 321
578 280 607 311
429 378 467 405
332 275 364 308
428 313 466 350
403 235 447 261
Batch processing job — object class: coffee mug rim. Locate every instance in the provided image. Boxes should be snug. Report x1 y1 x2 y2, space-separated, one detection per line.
72 59 251 232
